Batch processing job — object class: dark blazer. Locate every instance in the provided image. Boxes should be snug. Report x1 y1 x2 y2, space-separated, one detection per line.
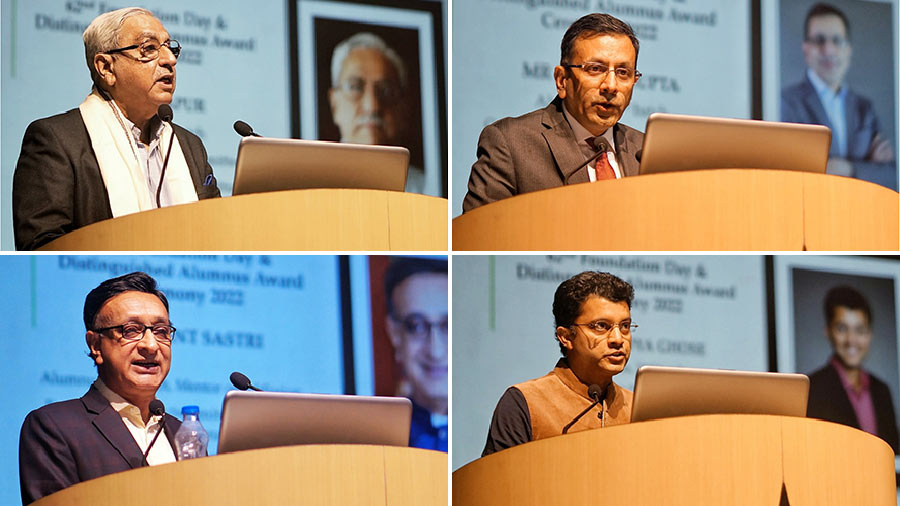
19 385 182 505
806 361 899 453
781 76 897 191
462 96 643 212
12 108 221 250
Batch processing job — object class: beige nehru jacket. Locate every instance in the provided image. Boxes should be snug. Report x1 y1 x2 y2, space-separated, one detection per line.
514 359 633 441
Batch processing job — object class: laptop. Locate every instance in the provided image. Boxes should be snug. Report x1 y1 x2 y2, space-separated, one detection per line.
232 137 409 195
217 390 412 454
638 112 831 175
630 365 809 423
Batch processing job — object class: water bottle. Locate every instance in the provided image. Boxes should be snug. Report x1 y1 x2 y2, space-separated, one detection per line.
174 405 209 460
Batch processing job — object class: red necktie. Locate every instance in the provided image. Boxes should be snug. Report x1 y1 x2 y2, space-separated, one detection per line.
587 137 616 180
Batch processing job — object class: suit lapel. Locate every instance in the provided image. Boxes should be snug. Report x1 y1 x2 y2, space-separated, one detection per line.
843 90 861 154
542 99 591 185
798 78 831 127
163 414 180 455
82 386 146 469
614 124 639 177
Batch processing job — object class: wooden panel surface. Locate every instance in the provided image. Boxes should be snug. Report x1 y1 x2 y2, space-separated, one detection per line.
453 415 895 506
800 175 899 250
34 444 447 506
780 416 896 505
39 189 448 251
452 170 898 251
384 445 448 505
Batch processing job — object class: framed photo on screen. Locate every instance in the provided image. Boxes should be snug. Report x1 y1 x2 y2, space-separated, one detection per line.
295 0 447 197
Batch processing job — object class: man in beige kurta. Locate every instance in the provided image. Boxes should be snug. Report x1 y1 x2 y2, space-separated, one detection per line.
483 271 636 456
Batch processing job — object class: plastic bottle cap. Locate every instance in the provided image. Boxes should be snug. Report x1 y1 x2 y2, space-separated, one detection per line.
181 405 200 415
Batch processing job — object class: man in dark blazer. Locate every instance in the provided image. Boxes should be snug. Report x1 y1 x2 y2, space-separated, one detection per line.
463 13 643 212
806 285 899 453
20 272 182 504
780 3 895 190
12 7 220 251
384 258 449 451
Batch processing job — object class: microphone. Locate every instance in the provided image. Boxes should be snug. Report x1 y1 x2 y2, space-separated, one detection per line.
157 104 173 123
230 371 263 391
142 399 168 466
563 137 613 184
156 104 176 208
561 384 606 434
233 120 262 137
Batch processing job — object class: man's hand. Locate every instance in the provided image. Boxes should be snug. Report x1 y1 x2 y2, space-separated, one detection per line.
867 133 894 162
825 157 854 176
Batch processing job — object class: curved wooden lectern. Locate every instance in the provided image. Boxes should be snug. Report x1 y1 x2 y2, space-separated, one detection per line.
453 170 899 250
34 444 447 505
39 189 448 251
453 415 896 506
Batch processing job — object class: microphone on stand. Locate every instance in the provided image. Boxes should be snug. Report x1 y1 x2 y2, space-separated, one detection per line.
561 384 606 434
233 120 262 137
156 104 176 208
563 137 614 184
230 371 263 391
142 399 168 466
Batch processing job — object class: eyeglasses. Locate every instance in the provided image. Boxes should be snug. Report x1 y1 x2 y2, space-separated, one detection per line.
563 62 641 82
395 314 448 341
93 322 176 344
805 35 848 48
105 39 181 61
334 78 402 104
571 320 637 339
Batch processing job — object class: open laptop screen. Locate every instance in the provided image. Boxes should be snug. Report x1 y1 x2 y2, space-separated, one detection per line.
217 390 412 453
639 113 831 175
631 365 809 423
233 137 409 195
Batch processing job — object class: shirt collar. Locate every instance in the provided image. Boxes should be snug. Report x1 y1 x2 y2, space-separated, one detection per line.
109 99 165 145
562 102 617 153
93 378 162 429
830 355 870 392
807 68 846 101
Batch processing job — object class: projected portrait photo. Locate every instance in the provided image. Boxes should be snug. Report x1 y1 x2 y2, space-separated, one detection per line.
790 268 899 453
296 0 446 197
367 256 448 452
775 0 897 190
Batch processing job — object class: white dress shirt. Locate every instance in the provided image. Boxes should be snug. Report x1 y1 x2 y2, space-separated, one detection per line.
93 379 177 466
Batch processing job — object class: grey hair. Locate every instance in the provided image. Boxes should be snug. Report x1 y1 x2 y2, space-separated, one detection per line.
330 32 407 88
83 7 154 87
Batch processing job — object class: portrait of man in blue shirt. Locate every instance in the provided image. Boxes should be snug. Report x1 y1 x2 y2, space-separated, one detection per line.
781 2 896 190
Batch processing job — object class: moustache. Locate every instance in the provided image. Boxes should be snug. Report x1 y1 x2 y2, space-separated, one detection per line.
353 114 386 128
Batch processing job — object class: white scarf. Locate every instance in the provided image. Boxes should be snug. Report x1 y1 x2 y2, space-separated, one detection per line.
79 88 198 217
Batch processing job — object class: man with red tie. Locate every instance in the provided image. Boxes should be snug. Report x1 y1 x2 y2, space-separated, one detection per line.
462 13 643 212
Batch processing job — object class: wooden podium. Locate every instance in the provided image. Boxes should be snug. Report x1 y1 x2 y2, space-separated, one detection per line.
39 189 448 251
34 444 447 505
453 170 899 250
453 415 896 505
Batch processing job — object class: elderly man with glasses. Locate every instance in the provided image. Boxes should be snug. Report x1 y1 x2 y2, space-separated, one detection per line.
19 272 182 504
327 32 424 194
463 13 643 212
482 271 637 456
12 7 220 251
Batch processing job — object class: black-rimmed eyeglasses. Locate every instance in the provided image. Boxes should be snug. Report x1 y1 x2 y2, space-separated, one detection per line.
93 322 176 344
